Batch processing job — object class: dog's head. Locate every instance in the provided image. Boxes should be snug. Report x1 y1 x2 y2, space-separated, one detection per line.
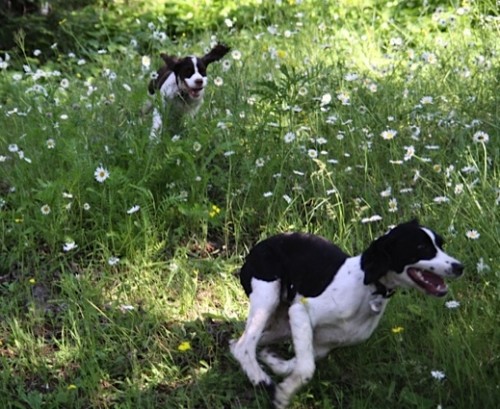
361 219 463 296
159 43 230 100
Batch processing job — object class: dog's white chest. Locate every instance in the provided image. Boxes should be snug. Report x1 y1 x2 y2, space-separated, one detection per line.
305 258 389 347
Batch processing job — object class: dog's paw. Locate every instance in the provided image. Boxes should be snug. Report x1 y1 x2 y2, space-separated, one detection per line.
272 384 291 409
259 348 295 377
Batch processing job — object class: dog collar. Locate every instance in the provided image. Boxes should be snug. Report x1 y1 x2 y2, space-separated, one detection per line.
373 281 396 298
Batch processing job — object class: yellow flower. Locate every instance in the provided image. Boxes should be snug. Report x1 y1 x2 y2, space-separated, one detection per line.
392 326 404 334
209 204 221 218
28 278 36 285
277 50 287 59
67 384 77 390
178 341 191 352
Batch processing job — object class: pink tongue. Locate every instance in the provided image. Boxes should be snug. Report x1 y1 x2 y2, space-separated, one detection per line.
408 268 448 296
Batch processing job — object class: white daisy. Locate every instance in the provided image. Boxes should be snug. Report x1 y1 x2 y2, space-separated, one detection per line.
431 370 446 381
94 165 110 183
284 132 296 143
108 256 120 266
40 204 51 215
381 129 397 140
63 241 78 252
127 205 140 214
465 229 480 240
445 300 460 309
472 131 489 144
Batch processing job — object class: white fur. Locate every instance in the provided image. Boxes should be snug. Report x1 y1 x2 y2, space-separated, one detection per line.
231 227 462 408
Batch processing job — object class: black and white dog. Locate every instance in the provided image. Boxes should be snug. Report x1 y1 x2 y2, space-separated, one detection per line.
230 220 464 408
144 43 230 137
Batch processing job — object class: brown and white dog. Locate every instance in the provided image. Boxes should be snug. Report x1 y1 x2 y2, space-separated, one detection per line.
144 43 230 138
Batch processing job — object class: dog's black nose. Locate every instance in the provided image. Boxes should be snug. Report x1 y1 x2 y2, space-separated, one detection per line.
195 78 203 86
451 262 464 276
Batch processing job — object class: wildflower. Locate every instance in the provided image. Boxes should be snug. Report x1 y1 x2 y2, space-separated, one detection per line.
391 326 404 334
63 241 78 252
361 215 383 223
320 93 332 106
380 187 392 197
60 78 70 88
420 96 433 105
223 150 235 157
119 304 135 312
127 205 140 214
344 72 359 81
255 157 265 168
67 384 77 390
83 203 91 211
410 125 421 138
298 87 308 96
381 129 397 140
388 198 398 213
433 196 450 204
445 300 460 309
307 149 318 159
40 204 51 215
94 165 110 183
222 60 231 71
472 131 489 144
367 82 378 93
336 91 350 105
231 50 242 60
122 84 132 92
284 132 296 143
431 370 446 381
476 257 490 273
422 52 437 64
454 184 464 195
263 191 273 198
178 341 191 352
465 229 480 240
193 142 202 152
46 138 56 149
404 145 415 161
108 256 120 266
28 277 36 285
325 115 338 124
283 194 292 204
8 144 19 152
214 77 223 86
209 205 221 218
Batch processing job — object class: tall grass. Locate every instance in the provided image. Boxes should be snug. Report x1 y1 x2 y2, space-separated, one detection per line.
0 0 499 408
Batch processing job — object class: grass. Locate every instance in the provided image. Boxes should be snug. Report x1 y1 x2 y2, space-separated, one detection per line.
0 0 499 408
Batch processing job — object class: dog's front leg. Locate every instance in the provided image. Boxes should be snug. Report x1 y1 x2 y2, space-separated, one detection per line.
273 302 315 409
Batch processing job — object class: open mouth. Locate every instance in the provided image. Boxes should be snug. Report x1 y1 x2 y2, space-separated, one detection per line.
186 86 204 98
407 268 448 297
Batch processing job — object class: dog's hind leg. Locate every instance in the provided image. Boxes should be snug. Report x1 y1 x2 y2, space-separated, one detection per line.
259 349 296 377
273 302 315 409
230 279 280 389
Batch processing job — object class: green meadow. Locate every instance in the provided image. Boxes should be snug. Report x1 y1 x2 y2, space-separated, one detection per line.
0 0 498 407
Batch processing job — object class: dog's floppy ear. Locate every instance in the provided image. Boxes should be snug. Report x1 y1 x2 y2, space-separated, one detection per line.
202 43 230 65
160 53 179 69
361 233 392 285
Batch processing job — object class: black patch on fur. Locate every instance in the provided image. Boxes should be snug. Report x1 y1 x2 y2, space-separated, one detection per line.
361 219 441 285
240 233 349 299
